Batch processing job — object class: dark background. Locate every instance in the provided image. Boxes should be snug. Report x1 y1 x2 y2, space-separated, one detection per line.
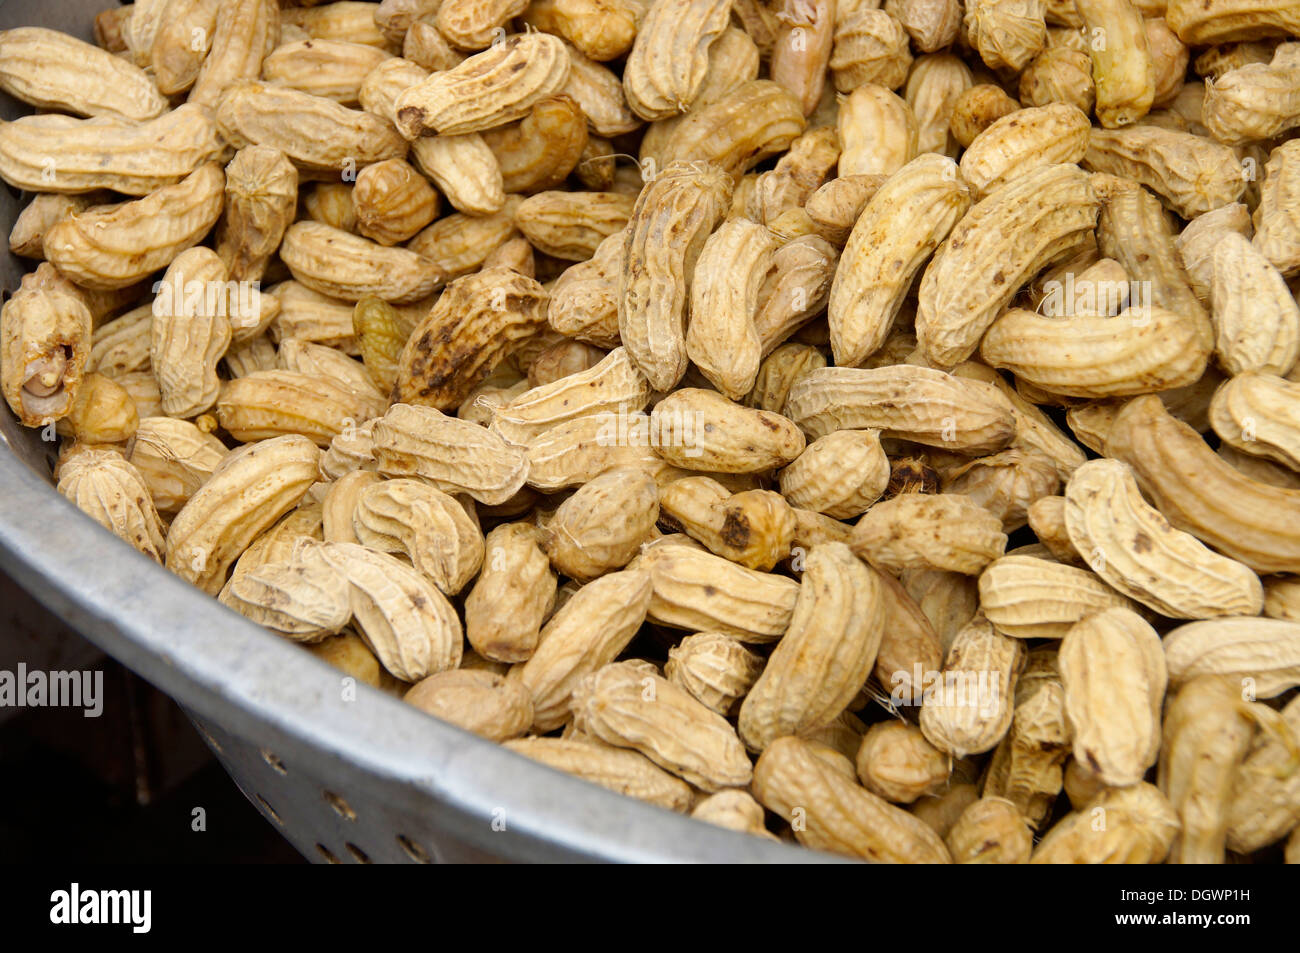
0 566 303 863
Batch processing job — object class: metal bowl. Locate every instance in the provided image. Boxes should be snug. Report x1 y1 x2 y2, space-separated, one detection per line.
0 0 816 863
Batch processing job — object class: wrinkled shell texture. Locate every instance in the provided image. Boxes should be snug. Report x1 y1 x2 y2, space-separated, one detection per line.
8 0 1300 866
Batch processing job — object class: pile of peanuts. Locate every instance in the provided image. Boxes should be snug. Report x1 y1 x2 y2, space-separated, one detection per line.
1 0 1299 862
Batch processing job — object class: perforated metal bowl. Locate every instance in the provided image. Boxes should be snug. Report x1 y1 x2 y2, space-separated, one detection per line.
0 0 823 864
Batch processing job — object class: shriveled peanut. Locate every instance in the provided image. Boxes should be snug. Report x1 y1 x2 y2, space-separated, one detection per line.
516 571 653 731
889 0 961 52
804 174 886 245
541 468 659 580
830 7 912 93
504 737 692 812
1084 125 1247 219
52 372 136 445
948 84 1019 148
1076 0 1155 127
622 0 732 120
746 344 826 416
941 449 1060 532
829 154 969 367
919 614 1025 757
351 158 439 246
786 364 1018 454
216 146 297 284
690 790 775 838
780 429 890 519
1059 608 1166 786
408 202 520 279
129 417 227 514
436 0 529 51
901 568 979 654
403 19 464 71
737 543 883 751
837 84 918 177
1225 694 1300 854
770 0 836 115
482 95 588 194
852 493 1008 575
57 449 165 562
1166 0 1300 45
754 735 952 861
467 523 557 663
394 33 570 137
1264 576 1300 621
44 163 225 291
527 0 643 62
946 797 1034 864
749 127 841 226
905 53 972 157
633 541 800 642
665 632 766 716
563 48 640 138
619 160 732 390
1105 394 1300 575
1162 618 1300 698
984 651 1071 828
1254 140 1300 277
374 0 440 45
963 0 1046 73
1020 48 1096 113
909 783 979 838
405 670 533 742
1160 675 1287 864
855 721 949 803
0 264 93 427
1032 782 1179 863
916 163 1100 367
979 555 1139 640
1203 44 1300 144
659 478 795 571
754 236 840 353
